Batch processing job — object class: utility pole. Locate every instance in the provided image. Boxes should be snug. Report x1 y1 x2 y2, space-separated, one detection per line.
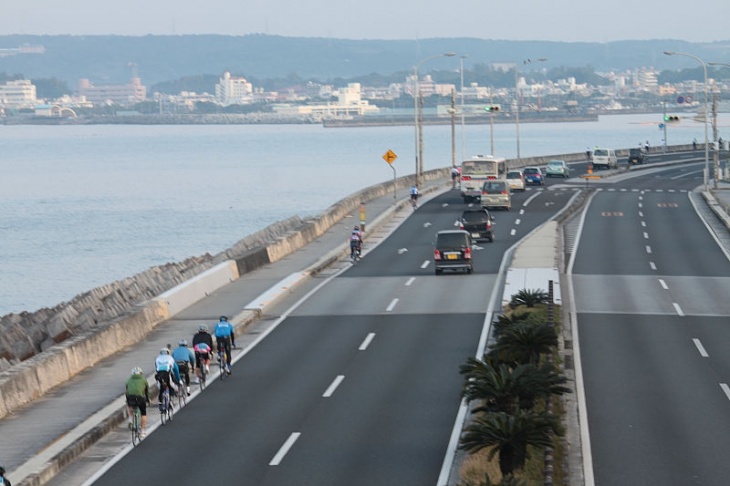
418 95 425 178
712 91 719 189
662 100 668 151
451 90 457 169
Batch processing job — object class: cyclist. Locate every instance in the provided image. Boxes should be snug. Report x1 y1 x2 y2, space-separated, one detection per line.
409 185 419 208
154 348 180 410
192 324 213 377
349 225 362 260
451 166 460 188
214 316 236 375
172 339 195 396
125 366 150 439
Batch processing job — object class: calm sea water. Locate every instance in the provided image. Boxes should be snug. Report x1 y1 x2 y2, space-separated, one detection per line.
0 114 720 315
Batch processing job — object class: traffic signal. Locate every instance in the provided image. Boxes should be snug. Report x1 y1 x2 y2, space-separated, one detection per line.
663 115 680 123
485 105 500 112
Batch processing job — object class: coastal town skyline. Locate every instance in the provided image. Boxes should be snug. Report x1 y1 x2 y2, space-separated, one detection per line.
2 0 729 43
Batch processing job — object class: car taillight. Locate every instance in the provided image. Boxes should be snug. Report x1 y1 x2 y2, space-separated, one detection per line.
459 223 464 230
434 249 441 260
464 247 472 259
482 191 487 196
486 221 491 229
501 190 508 195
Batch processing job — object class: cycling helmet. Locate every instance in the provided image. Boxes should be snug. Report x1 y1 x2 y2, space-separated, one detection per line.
198 324 208 332
0 465 5 475
159 348 170 355
353 225 359 230
131 366 143 375
219 315 227 321
178 339 188 347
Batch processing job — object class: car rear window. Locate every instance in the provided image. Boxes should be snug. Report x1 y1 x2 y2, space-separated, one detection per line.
437 233 468 247
462 211 488 223
630 149 642 155
507 171 521 179
523 168 539 174
547 161 563 167
593 149 608 156
483 181 507 192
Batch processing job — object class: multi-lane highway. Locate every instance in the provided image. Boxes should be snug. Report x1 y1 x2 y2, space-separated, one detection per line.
570 160 730 485
89 181 578 486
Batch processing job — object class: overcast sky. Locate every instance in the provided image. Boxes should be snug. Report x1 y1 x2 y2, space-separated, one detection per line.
2 0 729 43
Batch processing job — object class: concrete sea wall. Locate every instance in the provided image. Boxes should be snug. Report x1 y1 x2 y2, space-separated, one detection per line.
0 168 448 420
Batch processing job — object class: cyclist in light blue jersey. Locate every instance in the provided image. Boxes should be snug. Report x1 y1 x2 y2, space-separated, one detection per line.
214 316 236 374
154 348 181 405
172 340 195 396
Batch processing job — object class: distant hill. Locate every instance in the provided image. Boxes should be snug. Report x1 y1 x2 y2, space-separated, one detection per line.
0 34 729 88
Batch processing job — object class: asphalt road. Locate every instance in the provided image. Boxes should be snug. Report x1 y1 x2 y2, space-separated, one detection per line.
81 185 576 486
571 159 730 485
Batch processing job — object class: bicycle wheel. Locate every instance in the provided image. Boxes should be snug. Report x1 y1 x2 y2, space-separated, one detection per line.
178 384 186 408
199 367 206 391
160 391 168 426
131 408 142 446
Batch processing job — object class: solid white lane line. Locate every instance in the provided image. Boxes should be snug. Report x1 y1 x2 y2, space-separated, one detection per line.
323 375 345 397
646 246 652 254
649 261 657 270
270 432 301 465
643 232 649 239
420 260 430 269
673 303 684 316
386 298 399 312
721 383 730 401
693 338 709 358
523 192 541 207
658 279 668 290
359 333 375 351
405 277 415 286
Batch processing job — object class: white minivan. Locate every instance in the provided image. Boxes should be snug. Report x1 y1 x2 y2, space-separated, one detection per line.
592 148 618 170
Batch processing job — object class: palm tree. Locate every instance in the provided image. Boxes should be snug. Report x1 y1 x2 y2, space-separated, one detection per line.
491 312 531 339
509 288 549 309
460 358 570 413
488 321 557 366
459 410 561 480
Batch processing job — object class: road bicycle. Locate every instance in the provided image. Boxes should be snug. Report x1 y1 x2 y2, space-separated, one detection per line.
130 403 143 446
218 348 229 381
159 383 173 425
177 381 187 409
350 242 361 263
198 359 208 391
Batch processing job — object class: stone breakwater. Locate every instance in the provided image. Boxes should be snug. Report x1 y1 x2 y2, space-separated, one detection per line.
0 215 305 369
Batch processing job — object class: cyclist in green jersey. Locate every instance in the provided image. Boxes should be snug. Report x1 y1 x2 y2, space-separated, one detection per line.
125 367 150 438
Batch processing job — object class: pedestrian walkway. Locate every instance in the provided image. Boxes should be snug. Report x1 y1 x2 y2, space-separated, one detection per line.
1 177 449 486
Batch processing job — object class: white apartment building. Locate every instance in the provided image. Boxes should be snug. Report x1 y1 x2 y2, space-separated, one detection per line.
273 83 378 118
215 71 253 106
0 79 37 107
78 78 146 105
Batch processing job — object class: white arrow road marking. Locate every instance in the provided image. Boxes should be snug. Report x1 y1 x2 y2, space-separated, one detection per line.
398 248 408 254
442 203 449 207
423 222 432 227
472 245 484 250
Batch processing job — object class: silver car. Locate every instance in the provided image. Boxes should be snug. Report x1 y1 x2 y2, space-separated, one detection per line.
481 180 511 210
545 160 570 178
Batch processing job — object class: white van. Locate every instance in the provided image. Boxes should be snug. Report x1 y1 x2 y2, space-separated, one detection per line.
592 148 618 170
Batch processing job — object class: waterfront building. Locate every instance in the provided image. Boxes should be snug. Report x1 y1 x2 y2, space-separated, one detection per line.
0 79 37 107
77 77 146 105
215 71 254 106
272 83 378 118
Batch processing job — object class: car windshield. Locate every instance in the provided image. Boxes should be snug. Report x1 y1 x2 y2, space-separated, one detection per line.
547 161 563 167
630 149 641 155
507 171 521 179
437 233 468 247
462 211 488 223
523 168 539 174
593 149 608 156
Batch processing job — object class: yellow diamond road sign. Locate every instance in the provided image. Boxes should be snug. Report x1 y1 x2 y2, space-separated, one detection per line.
383 149 397 164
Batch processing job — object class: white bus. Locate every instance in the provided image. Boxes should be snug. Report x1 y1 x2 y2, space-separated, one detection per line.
460 155 506 203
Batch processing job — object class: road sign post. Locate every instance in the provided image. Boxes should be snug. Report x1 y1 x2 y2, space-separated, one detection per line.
382 149 398 203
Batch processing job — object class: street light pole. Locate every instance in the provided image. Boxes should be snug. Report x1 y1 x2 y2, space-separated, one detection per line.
709 62 730 184
664 51 710 192
413 52 456 187
460 55 467 162
514 58 547 164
